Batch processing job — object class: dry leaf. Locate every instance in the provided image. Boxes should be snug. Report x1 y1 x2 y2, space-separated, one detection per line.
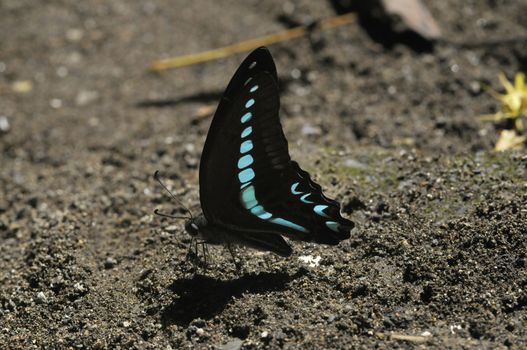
382 0 441 39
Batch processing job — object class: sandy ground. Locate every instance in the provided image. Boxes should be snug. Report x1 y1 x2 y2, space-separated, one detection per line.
1 0 527 348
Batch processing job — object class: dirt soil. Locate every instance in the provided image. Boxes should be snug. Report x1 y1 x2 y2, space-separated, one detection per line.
1 0 527 348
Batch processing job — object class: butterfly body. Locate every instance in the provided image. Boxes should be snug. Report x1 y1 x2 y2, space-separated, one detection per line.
183 47 353 257
186 213 293 257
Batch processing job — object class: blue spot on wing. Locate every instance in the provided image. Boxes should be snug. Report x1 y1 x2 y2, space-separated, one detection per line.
241 126 252 138
250 85 259 92
238 168 255 183
237 154 254 169
241 112 252 123
240 140 253 153
325 221 340 232
314 205 330 218
245 99 255 108
291 182 302 195
300 193 314 204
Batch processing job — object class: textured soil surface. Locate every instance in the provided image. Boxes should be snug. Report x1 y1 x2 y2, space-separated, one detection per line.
1 0 527 348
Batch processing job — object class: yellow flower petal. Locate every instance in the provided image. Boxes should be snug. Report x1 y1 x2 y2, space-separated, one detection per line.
495 130 526 151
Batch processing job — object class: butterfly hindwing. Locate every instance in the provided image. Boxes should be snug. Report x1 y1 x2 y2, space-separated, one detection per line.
199 47 353 246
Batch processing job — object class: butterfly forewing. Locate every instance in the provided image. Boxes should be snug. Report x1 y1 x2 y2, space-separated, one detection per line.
199 47 353 245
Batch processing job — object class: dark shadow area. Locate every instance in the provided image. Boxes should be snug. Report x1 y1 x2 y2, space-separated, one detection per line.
329 0 435 53
161 269 306 327
136 77 293 109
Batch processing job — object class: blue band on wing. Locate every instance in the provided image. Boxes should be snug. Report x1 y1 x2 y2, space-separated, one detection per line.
271 218 308 233
314 205 330 218
325 221 340 232
300 193 314 204
291 182 302 195
241 185 257 209
234 86 308 233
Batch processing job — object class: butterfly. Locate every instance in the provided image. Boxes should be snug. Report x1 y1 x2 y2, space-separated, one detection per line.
158 47 354 258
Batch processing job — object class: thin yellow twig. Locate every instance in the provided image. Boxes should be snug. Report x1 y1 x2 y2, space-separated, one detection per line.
149 13 356 72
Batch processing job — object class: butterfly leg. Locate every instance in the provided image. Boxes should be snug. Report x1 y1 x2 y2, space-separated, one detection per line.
199 241 209 270
185 237 195 262
226 243 243 273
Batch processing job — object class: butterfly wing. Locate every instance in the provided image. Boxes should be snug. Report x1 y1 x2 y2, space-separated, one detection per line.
199 47 353 246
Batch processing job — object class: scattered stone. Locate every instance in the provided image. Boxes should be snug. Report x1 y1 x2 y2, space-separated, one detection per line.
104 257 117 269
66 28 84 42
0 116 10 133
73 283 86 293
36 291 47 304
164 225 178 233
298 255 322 267
344 159 368 170
56 66 68 77
76 90 99 106
301 124 322 136
50 98 63 109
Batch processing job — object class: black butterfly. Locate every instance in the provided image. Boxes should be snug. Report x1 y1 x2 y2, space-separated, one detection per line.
161 47 353 258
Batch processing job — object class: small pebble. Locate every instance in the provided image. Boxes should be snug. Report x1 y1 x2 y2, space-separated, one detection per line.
301 124 322 136
0 116 10 133
104 257 117 269
164 225 178 233
50 98 62 109
36 291 47 303
76 90 99 106
74 283 86 292
290 68 301 79
66 28 84 42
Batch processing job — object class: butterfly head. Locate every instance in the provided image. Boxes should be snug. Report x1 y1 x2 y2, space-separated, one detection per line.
184 219 199 237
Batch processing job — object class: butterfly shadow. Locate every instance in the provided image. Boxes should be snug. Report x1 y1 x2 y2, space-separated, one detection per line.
160 269 306 327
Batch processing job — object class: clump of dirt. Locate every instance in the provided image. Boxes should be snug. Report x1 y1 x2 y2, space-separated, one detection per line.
1 0 526 348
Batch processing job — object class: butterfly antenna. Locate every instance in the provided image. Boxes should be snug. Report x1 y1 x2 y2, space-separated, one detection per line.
153 209 189 220
153 170 193 219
